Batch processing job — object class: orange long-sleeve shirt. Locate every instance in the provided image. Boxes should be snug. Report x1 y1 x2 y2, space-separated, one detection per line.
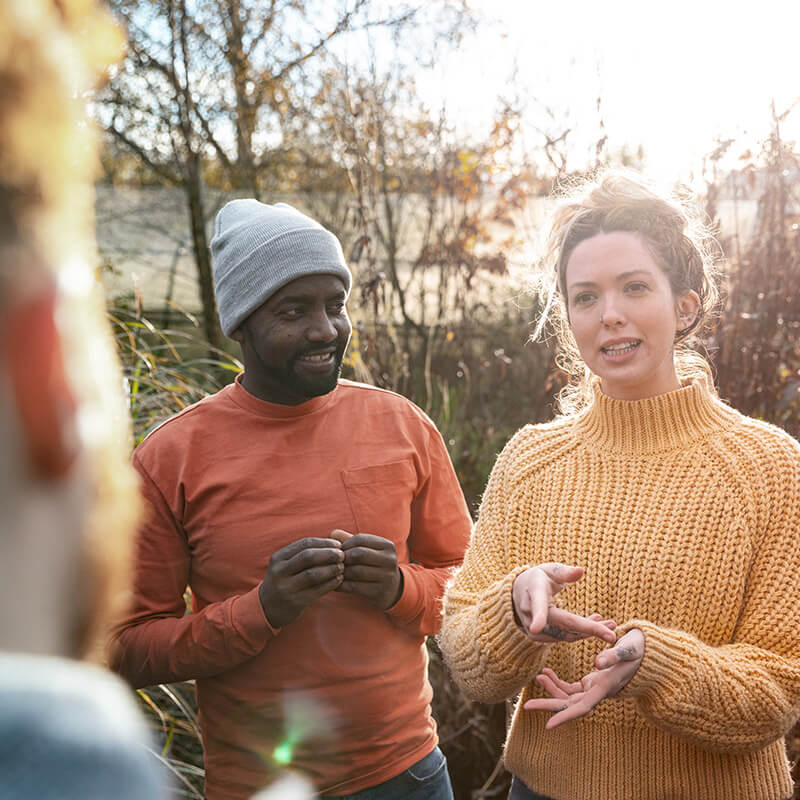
111 377 471 799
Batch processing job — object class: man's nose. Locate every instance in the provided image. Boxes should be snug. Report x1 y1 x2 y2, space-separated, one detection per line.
306 310 337 341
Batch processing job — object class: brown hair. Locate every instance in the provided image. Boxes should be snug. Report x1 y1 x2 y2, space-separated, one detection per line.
534 170 723 414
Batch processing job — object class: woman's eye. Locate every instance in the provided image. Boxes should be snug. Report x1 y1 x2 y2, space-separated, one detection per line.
573 292 595 306
626 282 648 294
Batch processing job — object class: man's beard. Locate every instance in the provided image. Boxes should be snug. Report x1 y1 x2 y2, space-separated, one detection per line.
287 351 344 398
256 348 344 401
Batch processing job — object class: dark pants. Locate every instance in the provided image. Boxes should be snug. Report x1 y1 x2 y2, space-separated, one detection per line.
508 775 555 800
321 747 453 800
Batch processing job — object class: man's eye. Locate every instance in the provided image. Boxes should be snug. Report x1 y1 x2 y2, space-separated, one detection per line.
281 307 303 318
328 302 346 314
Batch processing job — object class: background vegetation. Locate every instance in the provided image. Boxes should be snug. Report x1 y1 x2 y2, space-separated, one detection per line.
97 2 800 797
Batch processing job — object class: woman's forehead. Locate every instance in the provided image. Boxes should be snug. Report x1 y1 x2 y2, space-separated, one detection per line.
565 232 663 286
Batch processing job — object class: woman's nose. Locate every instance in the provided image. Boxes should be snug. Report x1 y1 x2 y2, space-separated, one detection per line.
600 299 625 327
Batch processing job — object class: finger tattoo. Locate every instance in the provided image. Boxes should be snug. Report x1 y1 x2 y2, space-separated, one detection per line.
541 625 573 641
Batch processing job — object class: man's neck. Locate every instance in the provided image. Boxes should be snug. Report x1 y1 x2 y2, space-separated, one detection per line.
239 370 322 405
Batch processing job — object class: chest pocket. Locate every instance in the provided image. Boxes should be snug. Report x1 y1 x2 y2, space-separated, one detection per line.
341 460 418 555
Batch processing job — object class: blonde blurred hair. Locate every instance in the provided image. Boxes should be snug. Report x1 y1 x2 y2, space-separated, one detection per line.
0 0 139 659
533 170 723 415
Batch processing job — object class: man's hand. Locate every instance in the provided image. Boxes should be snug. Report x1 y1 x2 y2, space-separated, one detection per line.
512 563 616 644
259 537 344 628
330 530 403 610
523 627 645 728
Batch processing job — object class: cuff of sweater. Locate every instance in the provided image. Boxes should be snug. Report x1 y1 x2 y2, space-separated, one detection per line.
477 565 548 672
615 619 693 701
232 584 281 644
385 564 420 625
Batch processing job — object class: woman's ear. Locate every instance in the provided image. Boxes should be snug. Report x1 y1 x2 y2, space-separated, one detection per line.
675 290 701 332
0 289 79 480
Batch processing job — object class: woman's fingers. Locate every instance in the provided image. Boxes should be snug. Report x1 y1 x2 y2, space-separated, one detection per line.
513 564 616 643
539 562 585 589
526 671 608 728
535 669 582 698
539 667 582 694
528 573 551 634
588 614 617 631
595 647 622 669
527 631 647 729
534 672 568 699
543 686 605 729
523 695 572 712
544 607 618 643
595 628 645 669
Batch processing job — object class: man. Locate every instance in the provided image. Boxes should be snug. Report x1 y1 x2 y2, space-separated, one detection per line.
111 200 472 799
0 1 169 797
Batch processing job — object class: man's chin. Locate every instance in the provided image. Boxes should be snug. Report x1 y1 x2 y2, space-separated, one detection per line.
290 364 342 400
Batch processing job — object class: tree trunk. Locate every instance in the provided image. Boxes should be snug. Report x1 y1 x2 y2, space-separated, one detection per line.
184 158 223 350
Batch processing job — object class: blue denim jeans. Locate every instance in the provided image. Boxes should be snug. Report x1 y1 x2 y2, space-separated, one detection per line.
508 775 554 800
321 747 453 800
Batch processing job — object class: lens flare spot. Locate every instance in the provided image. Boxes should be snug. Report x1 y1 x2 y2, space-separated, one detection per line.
273 741 293 765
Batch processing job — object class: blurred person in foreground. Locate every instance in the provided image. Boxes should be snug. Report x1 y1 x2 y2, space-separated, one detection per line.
110 199 473 800
0 1 170 798
439 171 800 800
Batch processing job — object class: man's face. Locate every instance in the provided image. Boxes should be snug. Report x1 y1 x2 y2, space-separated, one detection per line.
234 274 352 405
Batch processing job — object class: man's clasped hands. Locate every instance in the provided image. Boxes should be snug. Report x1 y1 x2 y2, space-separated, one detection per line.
258 530 403 629
512 563 645 729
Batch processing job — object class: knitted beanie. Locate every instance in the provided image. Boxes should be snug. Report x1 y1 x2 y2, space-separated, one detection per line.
210 200 352 337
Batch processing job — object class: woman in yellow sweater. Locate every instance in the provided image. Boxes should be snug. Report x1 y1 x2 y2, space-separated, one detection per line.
439 172 800 800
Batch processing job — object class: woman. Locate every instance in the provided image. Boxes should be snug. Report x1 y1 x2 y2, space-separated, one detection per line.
0 1 169 797
438 172 800 800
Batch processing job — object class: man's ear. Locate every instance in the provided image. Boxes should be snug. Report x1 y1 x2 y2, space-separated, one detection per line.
0 290 79 480
676 290 701 331
230 325 244 344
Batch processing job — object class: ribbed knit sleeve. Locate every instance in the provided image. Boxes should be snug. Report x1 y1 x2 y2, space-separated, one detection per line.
438 431 550 704
617 426 800 753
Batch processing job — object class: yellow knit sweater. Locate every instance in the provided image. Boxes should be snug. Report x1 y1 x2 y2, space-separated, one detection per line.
440 375 800 800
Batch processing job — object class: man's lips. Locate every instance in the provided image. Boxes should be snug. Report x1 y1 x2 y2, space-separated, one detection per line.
294 349 339 372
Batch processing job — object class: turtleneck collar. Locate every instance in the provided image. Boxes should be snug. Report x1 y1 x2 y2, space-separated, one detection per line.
572 374 741 454
228 372 336 419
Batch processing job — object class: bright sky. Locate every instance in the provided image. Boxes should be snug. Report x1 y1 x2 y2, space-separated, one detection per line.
413 0 800 183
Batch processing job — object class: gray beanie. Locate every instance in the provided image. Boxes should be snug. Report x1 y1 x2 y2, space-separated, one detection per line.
210 199 352 337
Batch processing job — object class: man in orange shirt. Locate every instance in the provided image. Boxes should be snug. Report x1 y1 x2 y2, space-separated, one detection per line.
111 200 472 800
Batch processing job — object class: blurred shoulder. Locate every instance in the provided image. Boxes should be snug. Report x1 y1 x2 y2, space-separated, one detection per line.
0 654 149 740
0 654 168 799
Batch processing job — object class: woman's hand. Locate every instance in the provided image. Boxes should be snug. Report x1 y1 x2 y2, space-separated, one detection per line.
512 563 616 644
523 627 645 728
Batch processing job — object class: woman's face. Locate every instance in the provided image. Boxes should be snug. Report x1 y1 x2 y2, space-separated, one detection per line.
564 231 699 401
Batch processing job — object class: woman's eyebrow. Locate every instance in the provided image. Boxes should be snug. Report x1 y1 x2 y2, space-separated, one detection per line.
568 269 654 290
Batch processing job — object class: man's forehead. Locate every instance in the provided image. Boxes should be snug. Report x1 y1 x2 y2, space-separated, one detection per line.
269 274 347 304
